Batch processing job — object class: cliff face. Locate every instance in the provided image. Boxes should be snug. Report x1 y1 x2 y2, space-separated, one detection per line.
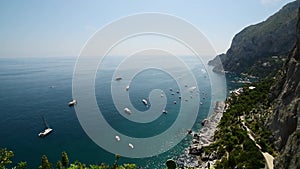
207 1 300 167
267 8 300 169
209 0 300 77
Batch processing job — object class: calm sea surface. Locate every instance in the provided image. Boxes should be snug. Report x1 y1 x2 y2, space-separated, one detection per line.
0 56 226 168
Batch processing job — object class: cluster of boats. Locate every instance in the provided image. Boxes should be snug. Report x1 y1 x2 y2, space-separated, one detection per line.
115 135 134 149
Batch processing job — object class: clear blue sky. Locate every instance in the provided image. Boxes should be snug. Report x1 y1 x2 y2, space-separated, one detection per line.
0 0 295 57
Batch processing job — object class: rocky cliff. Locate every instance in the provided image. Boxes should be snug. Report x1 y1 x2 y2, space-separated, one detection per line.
209 0 300 77
267 7 300 168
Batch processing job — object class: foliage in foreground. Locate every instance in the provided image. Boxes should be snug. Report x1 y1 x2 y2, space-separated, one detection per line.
0 148 136 169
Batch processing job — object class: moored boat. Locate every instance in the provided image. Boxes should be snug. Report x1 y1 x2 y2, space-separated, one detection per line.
68 100 77 107
38 128 53 137
142 99 148 105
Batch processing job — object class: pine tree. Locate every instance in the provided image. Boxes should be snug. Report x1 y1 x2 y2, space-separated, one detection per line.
61 151 69 168
56 161 62 169
39 155 51 169
16 161 27 169
112 154 121 169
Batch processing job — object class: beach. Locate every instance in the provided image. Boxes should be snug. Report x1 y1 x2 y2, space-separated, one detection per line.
177 101 225 168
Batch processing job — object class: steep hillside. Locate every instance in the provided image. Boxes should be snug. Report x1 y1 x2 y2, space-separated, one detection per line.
209 0 300 77
267 7 300 168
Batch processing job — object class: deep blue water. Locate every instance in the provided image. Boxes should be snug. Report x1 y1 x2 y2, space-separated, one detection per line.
0 56 226 168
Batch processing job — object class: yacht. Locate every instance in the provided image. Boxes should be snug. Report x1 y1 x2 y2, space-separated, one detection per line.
38 128 53 137
38 116 52 137
68 100 77 107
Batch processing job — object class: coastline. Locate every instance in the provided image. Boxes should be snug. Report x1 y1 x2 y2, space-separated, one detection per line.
177 101 226 168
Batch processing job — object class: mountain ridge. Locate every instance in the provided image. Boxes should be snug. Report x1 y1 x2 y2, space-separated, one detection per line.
209 0 300 77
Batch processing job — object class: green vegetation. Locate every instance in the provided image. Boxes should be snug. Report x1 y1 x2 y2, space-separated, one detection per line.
39 155 51 169
0 148 27 169
0 148 136 169
165 159 176 169
205 78 276 168
56 161 62 169
247 56 286 78
0 148 14 169
61 151 69 168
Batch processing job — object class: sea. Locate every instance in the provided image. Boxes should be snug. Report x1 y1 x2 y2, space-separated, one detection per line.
0 56 228 168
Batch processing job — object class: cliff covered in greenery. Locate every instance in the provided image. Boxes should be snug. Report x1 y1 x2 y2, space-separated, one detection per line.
206 1 300 168
209 0 300 77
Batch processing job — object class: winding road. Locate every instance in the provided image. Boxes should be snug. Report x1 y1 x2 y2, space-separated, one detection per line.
240 116 274 169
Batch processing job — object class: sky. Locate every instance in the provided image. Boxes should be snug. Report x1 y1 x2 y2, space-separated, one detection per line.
0 0 295 57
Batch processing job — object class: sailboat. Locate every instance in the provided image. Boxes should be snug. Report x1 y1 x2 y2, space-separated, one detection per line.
38 116 53 137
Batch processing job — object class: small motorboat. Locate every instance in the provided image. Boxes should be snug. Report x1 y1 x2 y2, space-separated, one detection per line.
128 143 134 149
124 107 132 115
126 85 130 91
163 109 168 114
142 99 148 105
38 128 53 137
68 100 77 107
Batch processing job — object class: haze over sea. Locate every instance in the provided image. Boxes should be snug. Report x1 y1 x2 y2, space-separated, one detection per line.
0 56 226 168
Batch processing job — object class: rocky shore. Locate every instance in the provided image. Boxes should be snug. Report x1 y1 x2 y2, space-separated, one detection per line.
177 101 226 168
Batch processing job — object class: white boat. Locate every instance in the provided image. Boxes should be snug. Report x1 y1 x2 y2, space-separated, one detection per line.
38 128 53 137
115 135 121 142
124 107 132 115
249 86 256 90
126 85 130 91
189 86 197 93
142 99 148 105
38 116 52 137
163 109 168 114
68 100 77 107
128 143 134 149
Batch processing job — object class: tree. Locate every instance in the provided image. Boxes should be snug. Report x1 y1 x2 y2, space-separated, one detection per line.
61 151 69 168
16 161 27 169
0 148 14 169
56 161 63 169
39 155 51 169
112 154 120 169
165 159 177 169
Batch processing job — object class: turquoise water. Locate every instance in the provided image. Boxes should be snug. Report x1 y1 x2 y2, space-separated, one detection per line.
0 56 225 168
